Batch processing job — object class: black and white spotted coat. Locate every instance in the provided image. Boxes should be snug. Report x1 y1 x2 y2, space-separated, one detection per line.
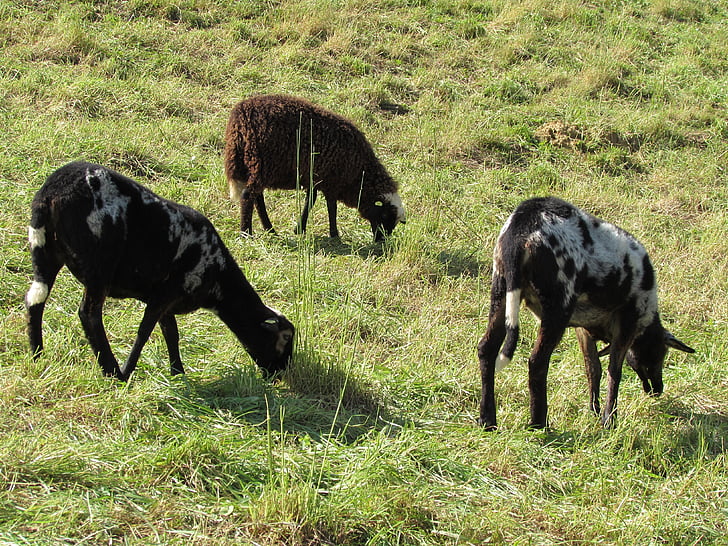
26 161 294 380
477 197 694 429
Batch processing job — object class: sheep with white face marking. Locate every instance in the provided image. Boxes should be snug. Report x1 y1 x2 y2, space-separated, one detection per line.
224 94 406 241
26 161 294 380
477 197 694 429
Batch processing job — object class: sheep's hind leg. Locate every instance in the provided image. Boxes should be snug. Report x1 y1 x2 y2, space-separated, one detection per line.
240 189 256 235
477 303 507 430
26 260 62 359
254 193 276 234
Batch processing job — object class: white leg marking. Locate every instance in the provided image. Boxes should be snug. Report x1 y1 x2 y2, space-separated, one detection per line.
28 226 46 249
495 353 511 372
505 289 521 328
26 281 49 306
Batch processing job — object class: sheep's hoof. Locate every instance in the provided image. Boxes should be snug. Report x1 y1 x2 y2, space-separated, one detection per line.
477 418 497 431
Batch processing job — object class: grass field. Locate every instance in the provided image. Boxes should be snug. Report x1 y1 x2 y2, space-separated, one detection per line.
1 0 727 544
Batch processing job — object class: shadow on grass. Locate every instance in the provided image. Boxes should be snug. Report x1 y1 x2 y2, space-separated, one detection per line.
535 396 728 462
160 347 403 445
272 233 391 260
437 249 485 278
658 397 728 458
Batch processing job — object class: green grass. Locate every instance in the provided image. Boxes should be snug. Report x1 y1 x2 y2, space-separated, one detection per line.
1 0 727 543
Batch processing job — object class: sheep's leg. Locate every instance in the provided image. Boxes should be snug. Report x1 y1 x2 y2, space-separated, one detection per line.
240 188 256 235
477 302 507 430
254 193 276 234
159 314 184 375
78 288 121 378
601 331 634 428
528 320 567 429
26 259 62 359
325 194 339 238
119 304 165 381
295 187 317 234
575 327 601 415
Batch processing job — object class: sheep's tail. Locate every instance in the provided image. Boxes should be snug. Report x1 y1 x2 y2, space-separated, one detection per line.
494 236 523 373
223 111 253 203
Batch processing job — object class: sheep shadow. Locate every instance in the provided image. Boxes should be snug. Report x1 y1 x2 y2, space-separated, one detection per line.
273 233 392 259
436 249 485 278
161 350 403 445
535 396 727 462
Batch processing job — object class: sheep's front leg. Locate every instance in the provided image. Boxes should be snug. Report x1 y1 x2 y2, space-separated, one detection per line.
575 327 601 416
78 289 121 378
477 310 506 430
325 195 339 238
528 322 566 429
295 187 317 234
601 339 632 428
159 314 184 375
119 304 165 381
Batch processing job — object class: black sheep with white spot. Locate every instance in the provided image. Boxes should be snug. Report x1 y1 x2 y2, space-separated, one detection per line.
477 197 694 429
25 161 294 380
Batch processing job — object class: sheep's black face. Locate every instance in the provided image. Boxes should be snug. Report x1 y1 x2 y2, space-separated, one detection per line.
364 194 405 242
249 314 295 376
628 321 695 395
626 341 666 396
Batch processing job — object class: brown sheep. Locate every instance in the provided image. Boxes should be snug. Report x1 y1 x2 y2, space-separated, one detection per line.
224 94 405 241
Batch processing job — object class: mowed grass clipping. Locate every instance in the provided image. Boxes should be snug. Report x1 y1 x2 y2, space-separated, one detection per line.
1 0 727 544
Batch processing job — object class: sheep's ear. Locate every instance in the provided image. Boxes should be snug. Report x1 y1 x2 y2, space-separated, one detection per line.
664 331 695 354
261 317 279 332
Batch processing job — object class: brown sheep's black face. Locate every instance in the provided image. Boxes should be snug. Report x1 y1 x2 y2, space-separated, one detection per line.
364 193 406 242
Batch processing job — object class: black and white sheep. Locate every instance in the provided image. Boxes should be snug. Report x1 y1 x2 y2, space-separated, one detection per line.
223 94 405 241
477 197 694 429
25 161 294 380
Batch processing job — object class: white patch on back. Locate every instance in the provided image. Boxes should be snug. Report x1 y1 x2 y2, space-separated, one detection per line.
533 205 658 335
382 192 406 222
26 281 49 306
173 224 226 293
505 289 521 328
28 226 46 249
85 168 131 238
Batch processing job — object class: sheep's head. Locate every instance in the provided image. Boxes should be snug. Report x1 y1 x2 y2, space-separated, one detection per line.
627 317 694 395
248 311 295 376
363 192 406 241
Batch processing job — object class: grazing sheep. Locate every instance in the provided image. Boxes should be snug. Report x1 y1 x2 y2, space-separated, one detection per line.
477 197 694 429
224 94 405 241
26 161 294 380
